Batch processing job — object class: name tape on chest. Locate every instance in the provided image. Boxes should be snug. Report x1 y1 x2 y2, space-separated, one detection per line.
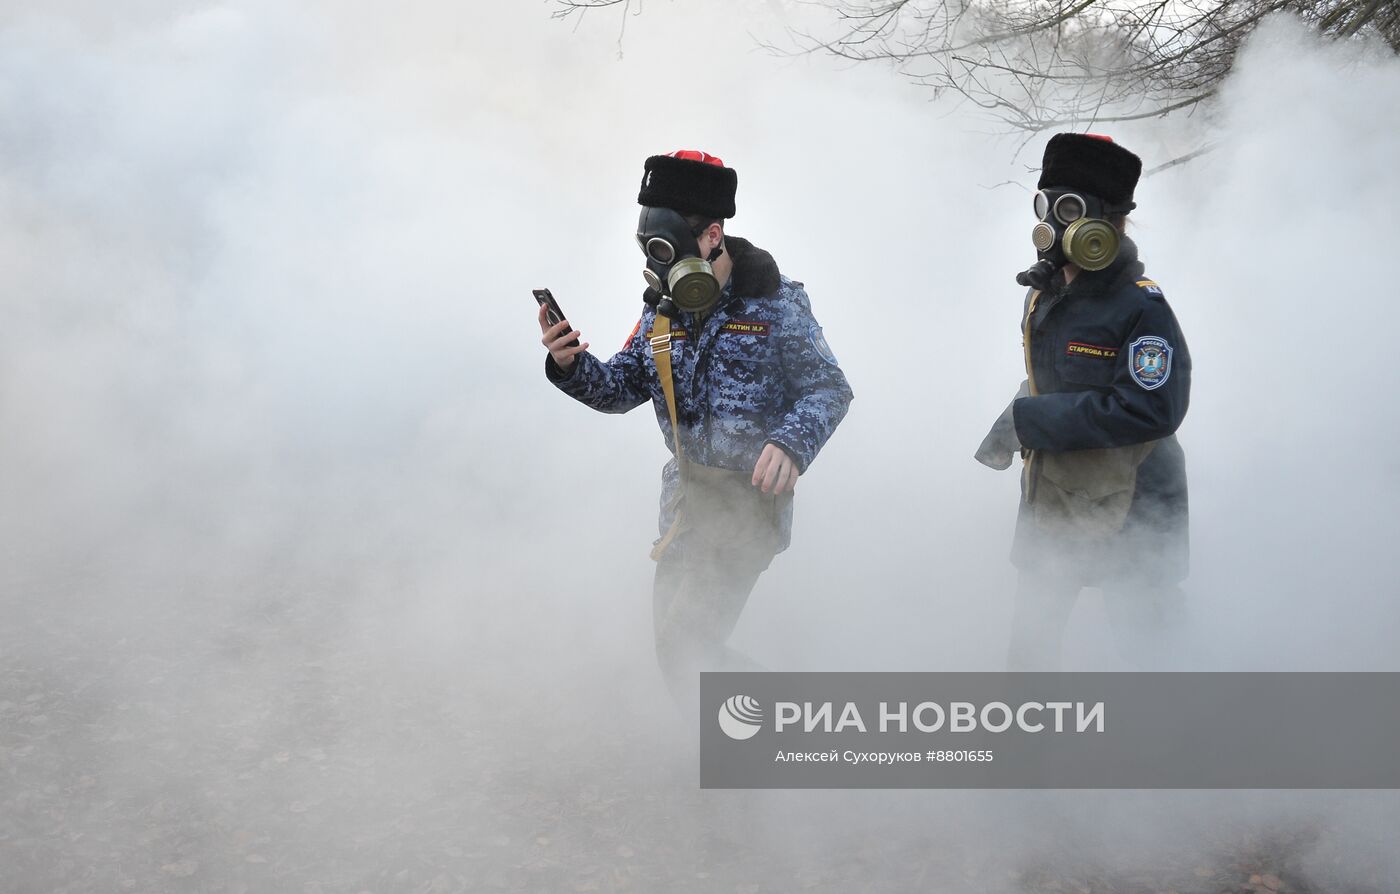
646 325 689 341
646 320 768 341
721 320 771 336
1066 341 1119 360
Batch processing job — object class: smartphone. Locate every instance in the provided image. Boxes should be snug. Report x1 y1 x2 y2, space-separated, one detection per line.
533 288 579 348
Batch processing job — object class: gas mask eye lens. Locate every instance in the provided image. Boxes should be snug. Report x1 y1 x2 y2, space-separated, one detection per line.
645 237 676 265
1034 191 1050 221
1053 194 1085 224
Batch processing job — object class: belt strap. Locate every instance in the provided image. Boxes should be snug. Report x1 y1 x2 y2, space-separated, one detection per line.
648 314 686 561
1022 289 1042 398
1021 290 1042 502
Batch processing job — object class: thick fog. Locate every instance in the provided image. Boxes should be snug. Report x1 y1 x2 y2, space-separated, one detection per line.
2 2 1398 891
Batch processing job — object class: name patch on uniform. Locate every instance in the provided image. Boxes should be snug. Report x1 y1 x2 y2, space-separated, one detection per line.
1066 341 1119 360
1129 335 1172 390
647 326 689 340
809 325 838 365
721 320 771 336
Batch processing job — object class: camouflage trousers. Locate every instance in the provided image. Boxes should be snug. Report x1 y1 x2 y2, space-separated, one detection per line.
651 533 776 715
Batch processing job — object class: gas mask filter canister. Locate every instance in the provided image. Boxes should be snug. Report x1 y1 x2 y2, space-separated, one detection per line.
1016 188 1123 289
636 205 723 314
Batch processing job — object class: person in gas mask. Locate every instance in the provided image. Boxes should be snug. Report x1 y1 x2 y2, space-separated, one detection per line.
537 150 853 709
976 133 1191 671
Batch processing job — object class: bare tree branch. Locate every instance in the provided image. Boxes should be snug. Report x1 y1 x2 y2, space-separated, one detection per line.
549 0 1400 159
1142 141 1218 176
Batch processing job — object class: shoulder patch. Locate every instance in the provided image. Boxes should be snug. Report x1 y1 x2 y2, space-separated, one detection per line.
1136 279 1165 299
1129 335 1173 390
809 325 838 366
623 317 642 348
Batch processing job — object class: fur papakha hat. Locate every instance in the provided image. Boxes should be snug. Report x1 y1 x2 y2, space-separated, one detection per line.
1038 133 1142 208
637 150 737 220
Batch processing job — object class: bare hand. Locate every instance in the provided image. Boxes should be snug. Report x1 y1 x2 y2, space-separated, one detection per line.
752 443 799 495
538 304 589 371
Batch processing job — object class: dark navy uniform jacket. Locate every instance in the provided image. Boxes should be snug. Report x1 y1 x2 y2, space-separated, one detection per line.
547 237 854 550
1011 236 1191 581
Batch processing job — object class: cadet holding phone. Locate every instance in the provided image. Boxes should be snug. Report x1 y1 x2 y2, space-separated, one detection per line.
536 150 853 712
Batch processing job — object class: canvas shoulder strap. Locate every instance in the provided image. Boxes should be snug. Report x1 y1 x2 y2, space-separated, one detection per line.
1022 289 1042 397
648 314 686 560
1021 290 1041 502
648 314 684 463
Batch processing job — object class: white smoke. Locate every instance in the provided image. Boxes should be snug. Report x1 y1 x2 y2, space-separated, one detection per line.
1 3 1397 891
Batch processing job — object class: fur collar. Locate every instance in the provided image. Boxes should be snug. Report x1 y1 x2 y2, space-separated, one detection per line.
724 236 782 300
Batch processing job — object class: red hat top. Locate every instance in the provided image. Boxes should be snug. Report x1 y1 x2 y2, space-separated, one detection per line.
666 149 726 167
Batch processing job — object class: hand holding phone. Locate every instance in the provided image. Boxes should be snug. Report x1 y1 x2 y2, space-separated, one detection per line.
529 291 585 366
533 288 567 329
533 288 579 349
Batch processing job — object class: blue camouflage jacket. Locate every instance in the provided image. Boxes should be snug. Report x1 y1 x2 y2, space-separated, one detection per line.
546 237 854 548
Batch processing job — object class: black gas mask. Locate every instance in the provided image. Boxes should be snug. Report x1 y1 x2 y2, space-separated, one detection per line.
1015 188 1132 290
637 206 723 317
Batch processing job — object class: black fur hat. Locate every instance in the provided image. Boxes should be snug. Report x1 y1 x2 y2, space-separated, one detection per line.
637 150 738 220
1038 133 1142 208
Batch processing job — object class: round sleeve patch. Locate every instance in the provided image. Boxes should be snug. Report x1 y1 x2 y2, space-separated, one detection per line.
809 325 838 365
1129 335 1172 390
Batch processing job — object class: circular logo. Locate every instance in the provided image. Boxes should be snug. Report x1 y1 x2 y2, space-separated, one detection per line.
717 695 764 740
1129 335 1173 390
